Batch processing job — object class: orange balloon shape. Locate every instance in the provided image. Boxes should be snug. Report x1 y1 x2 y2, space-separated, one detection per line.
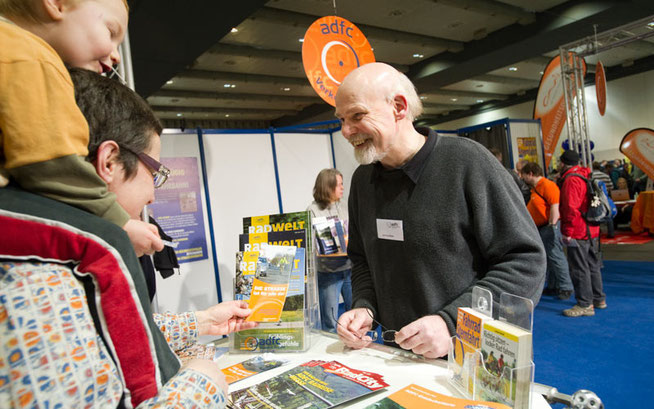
302 16 375 106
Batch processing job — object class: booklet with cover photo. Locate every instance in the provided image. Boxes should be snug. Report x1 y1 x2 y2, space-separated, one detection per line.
245 243 296 322
229 360 388 409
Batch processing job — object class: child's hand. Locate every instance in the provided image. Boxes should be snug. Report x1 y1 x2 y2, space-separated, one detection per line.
124 219 164 256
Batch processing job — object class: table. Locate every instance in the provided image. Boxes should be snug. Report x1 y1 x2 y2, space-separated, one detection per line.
214 331 552 408
631 191 654 234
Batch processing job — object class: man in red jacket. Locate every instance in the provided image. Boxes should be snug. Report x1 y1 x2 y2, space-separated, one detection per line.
558 150 607 317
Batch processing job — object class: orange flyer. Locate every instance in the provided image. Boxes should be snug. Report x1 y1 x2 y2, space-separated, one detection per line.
221 354 289 384
222 362 257 384
246 278 289 322
372 384 511 409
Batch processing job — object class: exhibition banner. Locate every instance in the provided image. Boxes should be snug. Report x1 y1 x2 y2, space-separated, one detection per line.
533 54 586 168
595 61 606 116
302 15 375 106
620 128 654 180
150 157 208 263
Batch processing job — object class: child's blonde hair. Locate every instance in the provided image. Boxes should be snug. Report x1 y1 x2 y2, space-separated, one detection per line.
0 0 128 23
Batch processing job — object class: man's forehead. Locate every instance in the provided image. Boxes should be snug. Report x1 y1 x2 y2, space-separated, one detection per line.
335 85 378 113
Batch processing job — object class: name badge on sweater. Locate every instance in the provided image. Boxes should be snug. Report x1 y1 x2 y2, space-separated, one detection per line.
376 219 404 241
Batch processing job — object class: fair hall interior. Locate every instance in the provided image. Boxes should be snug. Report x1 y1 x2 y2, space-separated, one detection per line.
123 0 654 313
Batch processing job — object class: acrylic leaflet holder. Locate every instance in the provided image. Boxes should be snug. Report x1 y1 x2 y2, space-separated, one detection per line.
447 288 535 409
228 211 319 354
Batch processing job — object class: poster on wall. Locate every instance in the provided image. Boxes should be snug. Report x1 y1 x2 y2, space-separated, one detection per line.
150 157 208 263
516 136 538 163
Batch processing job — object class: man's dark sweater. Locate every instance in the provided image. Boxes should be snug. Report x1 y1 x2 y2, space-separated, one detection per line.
347 128 545 336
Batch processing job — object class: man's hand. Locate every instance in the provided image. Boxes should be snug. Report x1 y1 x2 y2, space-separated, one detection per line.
336 308 374 349
561 235 573 246
124 219 164 256
195 300 258 336
394 315 450 359
184 359 228 396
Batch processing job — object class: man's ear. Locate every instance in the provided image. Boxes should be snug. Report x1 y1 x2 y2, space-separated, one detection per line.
94 140 121 184
42 0 65 21
393 95 408 121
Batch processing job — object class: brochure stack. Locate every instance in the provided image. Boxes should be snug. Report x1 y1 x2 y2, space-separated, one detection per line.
447 287 535 409
229 211 319 353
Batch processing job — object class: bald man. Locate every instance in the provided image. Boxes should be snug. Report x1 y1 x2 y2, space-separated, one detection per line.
334 63 545 358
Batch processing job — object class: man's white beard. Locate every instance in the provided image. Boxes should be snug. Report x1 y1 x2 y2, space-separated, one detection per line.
354 141 387 165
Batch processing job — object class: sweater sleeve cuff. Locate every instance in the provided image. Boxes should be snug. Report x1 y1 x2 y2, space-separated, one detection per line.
136 368 226 408
352 300 377 320
436 310 456 336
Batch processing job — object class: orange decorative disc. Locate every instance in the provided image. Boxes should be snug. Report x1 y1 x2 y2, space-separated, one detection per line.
595 61 606 116
302 16 375 106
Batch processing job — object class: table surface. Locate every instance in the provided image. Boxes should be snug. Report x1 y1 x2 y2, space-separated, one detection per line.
214 331 551 408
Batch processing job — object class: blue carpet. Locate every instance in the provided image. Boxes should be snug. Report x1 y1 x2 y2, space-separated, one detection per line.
533 260 654 408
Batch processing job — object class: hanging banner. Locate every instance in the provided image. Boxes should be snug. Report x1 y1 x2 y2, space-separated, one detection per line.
595 61 606 116
533 54 586 168
150 157 208 263
302 16 375 106
620 128 654 180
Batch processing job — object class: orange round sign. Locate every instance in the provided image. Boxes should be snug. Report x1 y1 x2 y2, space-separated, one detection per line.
595 61 606 116
302 16 375 106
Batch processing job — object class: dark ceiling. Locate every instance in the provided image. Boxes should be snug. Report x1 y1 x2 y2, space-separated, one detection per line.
126 0 654 129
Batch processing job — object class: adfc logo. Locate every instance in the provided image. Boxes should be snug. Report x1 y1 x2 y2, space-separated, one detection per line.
302 16 375 106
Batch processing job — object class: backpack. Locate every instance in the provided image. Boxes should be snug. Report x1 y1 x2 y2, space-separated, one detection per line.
596 179 617 219
563 173 611 225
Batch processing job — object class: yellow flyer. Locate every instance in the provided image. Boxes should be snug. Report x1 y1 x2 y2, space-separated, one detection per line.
246 244 296 322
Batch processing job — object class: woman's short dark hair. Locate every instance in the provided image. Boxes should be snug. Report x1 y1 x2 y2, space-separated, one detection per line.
312 168 342 209
69 68 163 179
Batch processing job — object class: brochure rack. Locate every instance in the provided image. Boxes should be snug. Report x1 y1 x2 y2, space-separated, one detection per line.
448 288 535 409
228 211 319 353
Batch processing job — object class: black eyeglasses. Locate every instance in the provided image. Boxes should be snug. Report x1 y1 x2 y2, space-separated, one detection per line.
120 146 170 188
332 308 398 343
364 309 398 343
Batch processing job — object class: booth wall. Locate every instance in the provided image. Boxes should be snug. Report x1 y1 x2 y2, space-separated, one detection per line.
199 131 336 302
437 69 654 162
331 130 359 204
274 132 333 213
155 132 219 314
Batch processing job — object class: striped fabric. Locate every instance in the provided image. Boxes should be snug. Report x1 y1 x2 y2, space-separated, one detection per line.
591 170 613 190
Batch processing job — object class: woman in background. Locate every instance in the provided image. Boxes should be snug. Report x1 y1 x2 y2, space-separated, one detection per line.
307 169 352 333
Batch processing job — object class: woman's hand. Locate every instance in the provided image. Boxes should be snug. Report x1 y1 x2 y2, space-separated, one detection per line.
195 300 258 336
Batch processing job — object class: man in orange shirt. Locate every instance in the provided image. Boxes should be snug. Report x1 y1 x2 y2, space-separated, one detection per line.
520 161 573 300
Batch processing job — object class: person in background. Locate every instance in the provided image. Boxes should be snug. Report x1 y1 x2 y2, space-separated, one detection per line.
307 168 352 333
334 62 545 358
558 150 606 317
519 161 573 300
613 176 635 227
591 161 616 238
0 0 163 257
490 147 531 205
591 161 614 191
631 164 647 195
